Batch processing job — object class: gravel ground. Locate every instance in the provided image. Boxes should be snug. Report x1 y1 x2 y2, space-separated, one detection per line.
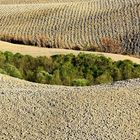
0 74 140 140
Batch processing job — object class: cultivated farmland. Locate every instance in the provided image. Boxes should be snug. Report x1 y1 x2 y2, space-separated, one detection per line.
0 74 140 140
0 1 140 139
0 0 88 4
0 0 139 56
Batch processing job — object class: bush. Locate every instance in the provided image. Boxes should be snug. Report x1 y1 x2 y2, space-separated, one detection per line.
0 52 6 67
35 69 53 84
36 56 52 73
72 79 89 86
133 65 140 78
51 70 62 85
4 51 14 63
0 68 7 74
95 71 113 84
4 64 23 79
117 60 134 80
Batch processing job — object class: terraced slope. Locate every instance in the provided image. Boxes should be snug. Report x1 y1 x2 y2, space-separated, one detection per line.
0 0 86 4
0 0 139 57
0 74 140 139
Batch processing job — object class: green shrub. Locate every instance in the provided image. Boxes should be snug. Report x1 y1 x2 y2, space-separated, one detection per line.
133 65 140 78
35 70 52 84
0 68 7 74
118 60 134 80
36 56 52 73
4 51 14 63
95 71 113 84
111 67 123 81
0 52 6 67
72 79 89 86
4 64 23 79
26 70 35 81
50 70 62 85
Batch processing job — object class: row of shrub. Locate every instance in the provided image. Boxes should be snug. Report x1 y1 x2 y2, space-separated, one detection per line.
0 51 140 86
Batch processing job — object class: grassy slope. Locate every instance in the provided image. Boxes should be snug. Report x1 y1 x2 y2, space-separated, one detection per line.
0 41 140 64
0 0 139 56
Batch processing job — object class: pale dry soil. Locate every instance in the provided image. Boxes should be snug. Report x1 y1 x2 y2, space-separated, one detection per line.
0 41 140 64
0 74 140 140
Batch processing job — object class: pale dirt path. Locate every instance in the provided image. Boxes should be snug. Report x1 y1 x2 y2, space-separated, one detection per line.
0 41 140 64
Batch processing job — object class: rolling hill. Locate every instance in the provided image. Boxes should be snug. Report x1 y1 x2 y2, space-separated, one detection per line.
0 0 139 56
0 74 140 139
0 1 140 139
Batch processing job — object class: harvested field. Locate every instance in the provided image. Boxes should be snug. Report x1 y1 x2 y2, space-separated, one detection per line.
0 41 140 64
0 0 84 4
0 1 140 139
0 0 139 56
0 74 140 139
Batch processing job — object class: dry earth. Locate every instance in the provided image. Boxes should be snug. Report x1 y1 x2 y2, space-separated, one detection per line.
0 41 140 64
0 74 140 140
0 0 139 56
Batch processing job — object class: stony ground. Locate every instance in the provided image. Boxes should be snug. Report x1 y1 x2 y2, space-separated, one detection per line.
0 74 140 140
